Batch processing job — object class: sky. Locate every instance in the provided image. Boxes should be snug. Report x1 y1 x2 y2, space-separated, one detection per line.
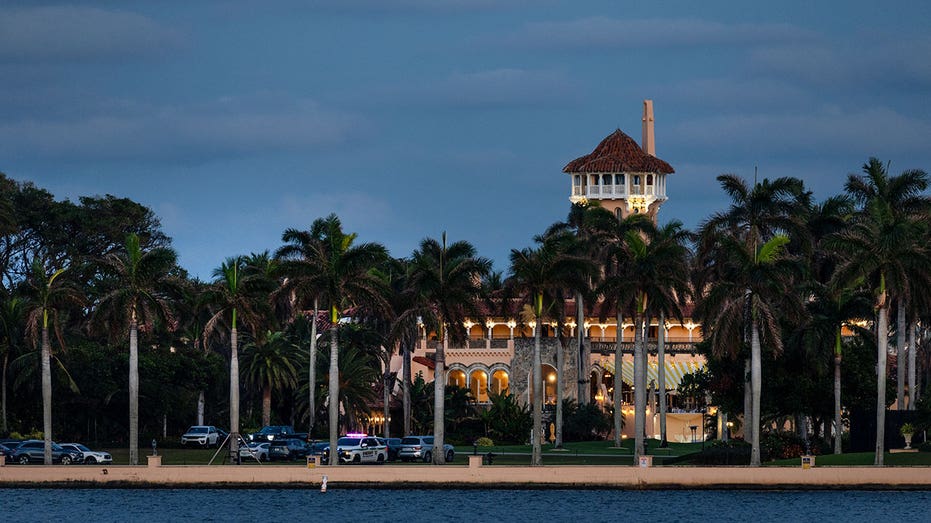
2 1 930 280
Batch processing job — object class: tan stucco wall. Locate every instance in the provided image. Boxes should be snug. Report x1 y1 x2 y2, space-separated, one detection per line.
3 461 931 489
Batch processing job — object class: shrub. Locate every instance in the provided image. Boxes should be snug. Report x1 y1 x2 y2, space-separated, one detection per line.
474 437 494 447
562 399 612 441
760 431 819 460
917 441 931 453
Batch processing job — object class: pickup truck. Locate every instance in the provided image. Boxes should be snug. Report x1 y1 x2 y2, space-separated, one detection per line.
247 425 307 443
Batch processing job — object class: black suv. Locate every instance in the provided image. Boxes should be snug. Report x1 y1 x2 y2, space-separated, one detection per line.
267 438 309 461
12 440 84 465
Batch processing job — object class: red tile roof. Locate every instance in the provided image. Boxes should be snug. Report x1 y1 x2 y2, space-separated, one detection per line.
563 129 674 174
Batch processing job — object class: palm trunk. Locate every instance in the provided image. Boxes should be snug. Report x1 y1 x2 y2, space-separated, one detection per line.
309 299 318 434
555 317 565 448
262 385 271 427
433 325 447 464
743 358 751 443
531 315 542 466
750 322 762 466
875 304 888 466
403 339 411 436
834 328 843 454
2 351 8 434
383 371 391 439
897 299 906 409
658 312 668 447
613 309 623 447
229 327 240 460
129 319 139 466
42 325 52 465
633 307 646 464
328 324 339 467
196 391 205 426
577 292 588 404
908 320 917 410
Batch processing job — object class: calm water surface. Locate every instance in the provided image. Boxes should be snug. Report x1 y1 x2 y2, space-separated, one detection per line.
5 488 930 522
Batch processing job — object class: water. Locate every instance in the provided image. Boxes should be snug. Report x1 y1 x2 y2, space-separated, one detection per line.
5 488 930 522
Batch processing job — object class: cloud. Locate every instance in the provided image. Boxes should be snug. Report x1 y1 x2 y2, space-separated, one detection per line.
655 77 813 110
497 17 816 50
380 68 579 108
748 37 931 90
667 106 931 159
0 6 183 63
0 94 367 162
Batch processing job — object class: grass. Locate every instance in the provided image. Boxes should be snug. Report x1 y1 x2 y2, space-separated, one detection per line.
768 451 931 467
92 444 931 467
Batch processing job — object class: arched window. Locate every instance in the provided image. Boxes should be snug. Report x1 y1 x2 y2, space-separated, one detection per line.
447 369 466 389
470 369 489 403
615 174 625 186
491 369 509 396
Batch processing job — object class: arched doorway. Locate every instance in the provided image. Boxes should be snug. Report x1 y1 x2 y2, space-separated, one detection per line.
447 369 466 389
542 364 557 405
491 369 509 396
470 369 489 403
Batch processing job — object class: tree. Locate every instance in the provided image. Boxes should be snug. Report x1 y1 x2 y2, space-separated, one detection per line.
291 215 387 467
0 295 24 434
547 202 616 404
595 213 653 451
833 158 931 465
695 174 807 466
409 233 489 464
204 256 266 459
696 233 802 465
242 330 299 427
508 230 590 465
23 259 82 464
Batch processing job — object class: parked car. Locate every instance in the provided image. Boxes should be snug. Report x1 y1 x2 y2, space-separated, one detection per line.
239 442 270 462
267 438 309 461
0 442 15 462
377 437 402 461
58 443 112 464
398 436 454 463
307 441 329 455
180 425 223 447
329 436 387 464
247 425 305 443
11 440 84 465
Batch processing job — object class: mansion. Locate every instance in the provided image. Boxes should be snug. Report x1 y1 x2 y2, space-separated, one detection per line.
389 101 708 442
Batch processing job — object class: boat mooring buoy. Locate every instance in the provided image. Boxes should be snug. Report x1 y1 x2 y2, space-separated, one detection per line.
320 475 328 493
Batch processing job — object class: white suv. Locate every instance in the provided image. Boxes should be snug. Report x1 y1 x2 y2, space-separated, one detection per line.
181 425 222 447
334 436 387 464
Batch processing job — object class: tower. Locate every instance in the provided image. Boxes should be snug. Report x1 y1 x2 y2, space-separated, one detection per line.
562 100 674 222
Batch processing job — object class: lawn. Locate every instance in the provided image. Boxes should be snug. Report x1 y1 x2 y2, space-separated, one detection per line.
768 451 931 467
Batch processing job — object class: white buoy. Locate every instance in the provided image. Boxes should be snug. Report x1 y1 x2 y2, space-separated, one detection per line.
320 475 328 493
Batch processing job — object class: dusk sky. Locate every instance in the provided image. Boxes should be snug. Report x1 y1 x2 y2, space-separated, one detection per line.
2 1 930 280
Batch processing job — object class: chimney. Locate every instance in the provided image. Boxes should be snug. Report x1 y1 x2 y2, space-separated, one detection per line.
642 99 655 156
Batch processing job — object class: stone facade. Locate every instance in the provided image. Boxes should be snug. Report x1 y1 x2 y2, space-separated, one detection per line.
509 337 581 406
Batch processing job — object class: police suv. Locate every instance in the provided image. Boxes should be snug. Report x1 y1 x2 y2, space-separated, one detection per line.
333 435 387 464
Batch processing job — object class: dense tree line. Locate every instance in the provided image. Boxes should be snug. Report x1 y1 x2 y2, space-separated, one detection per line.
1 157 929 467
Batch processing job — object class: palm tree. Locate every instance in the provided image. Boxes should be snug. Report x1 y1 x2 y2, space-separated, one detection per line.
604 221 691 461
317 323 383 433
508 231 590 465
697 232 802 465
0 294 24 434
832 158 931 465
547 202 616 404
695 173 807 464
23 259 82 464
595 213 653 450
288 214 387 467
409 233 489 464
275 225 330 435
204 256 265 459
92 233 177 465
242 330 299 427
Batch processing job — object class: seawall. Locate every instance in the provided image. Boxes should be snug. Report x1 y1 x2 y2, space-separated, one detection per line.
2 456 931 489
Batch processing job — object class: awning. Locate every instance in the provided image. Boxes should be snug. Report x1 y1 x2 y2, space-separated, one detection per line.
412 355 435 370
600 359 704 390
